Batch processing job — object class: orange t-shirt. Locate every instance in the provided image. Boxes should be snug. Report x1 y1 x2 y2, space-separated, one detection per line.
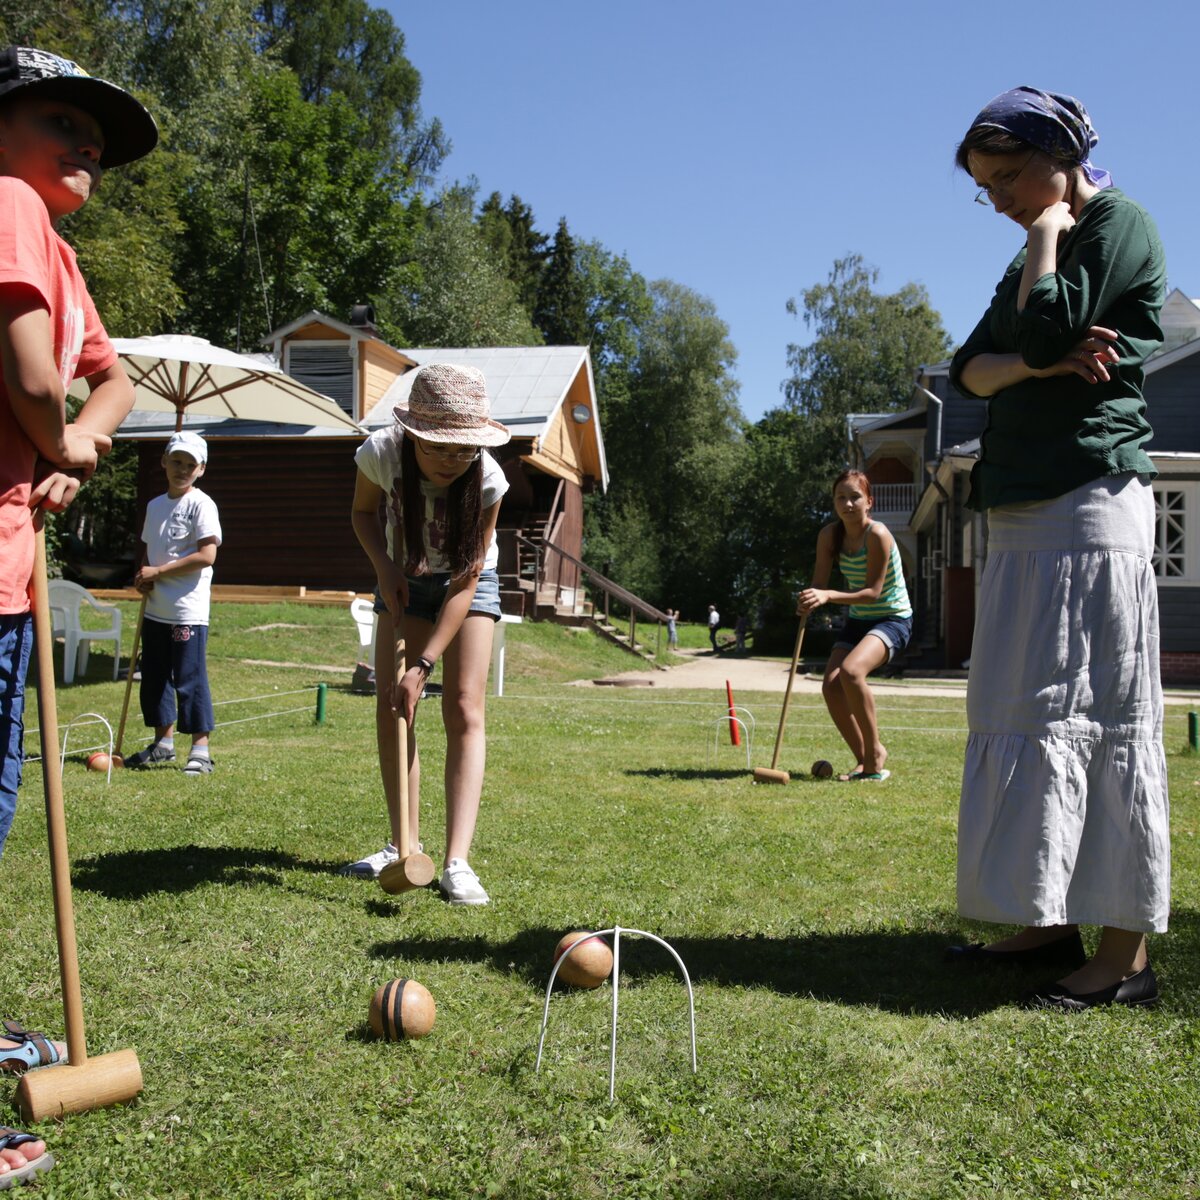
0 177 116 613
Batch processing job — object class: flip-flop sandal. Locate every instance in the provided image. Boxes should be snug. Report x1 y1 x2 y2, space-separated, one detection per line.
837 771 865 782
851 769 891 782
0 1022 65 1074
0 1129 54 1189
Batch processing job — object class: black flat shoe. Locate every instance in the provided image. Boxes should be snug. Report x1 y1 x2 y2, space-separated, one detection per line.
943 930 1086 968
1023 963 1159 1012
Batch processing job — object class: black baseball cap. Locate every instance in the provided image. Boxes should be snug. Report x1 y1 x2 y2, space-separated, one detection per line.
0 46 157 168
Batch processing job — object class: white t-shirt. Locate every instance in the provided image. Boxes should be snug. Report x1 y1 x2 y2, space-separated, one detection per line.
709 609 720 628
354 428 509 573
141 488 223 626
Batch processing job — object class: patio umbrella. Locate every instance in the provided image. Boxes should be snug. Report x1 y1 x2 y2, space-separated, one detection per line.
70 334 363 433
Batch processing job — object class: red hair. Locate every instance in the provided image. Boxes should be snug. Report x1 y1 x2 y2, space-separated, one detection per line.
830 470 873 557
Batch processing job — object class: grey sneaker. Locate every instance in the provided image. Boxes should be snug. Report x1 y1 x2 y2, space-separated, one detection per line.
339 843 399 879
124 742 176 768
439 858 489 906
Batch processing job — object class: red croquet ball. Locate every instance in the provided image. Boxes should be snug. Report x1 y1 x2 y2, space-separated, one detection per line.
369 979 435 1041
812 760 834 779
86 752 110 773
553 931 614 989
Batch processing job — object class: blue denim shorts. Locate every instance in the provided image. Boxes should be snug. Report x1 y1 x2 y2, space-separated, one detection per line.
834 614 913 662
374 568 502 623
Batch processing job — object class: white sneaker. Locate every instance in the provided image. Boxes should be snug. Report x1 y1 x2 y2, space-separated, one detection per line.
340 843 399 879
439 858 489 906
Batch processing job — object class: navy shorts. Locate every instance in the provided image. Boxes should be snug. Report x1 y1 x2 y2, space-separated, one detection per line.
834 614 913 663
139 619 215 734
374 568 502 623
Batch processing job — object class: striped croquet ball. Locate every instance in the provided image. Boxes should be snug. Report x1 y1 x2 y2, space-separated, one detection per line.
369 978 436 1040
553 931 614 989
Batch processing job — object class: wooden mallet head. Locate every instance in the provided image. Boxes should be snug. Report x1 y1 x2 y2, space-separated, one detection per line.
752 766 790 785
15 1049 143 1122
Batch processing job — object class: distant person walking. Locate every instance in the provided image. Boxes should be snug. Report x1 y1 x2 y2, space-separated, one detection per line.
735 614 747 653
707 604 720 653
665 607 678 649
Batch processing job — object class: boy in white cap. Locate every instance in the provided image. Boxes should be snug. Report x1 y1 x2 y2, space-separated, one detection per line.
0 42 157 1188
127 431 222 775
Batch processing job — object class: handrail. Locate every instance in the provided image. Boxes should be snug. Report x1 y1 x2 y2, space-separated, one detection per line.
514 534 668 624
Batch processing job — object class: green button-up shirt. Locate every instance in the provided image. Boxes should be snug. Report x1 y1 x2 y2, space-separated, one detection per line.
950 188 1165 511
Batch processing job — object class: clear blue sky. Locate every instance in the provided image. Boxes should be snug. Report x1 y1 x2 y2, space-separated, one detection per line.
386 1 1200 421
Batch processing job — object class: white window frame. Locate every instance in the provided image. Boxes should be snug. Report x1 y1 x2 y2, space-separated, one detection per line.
1152 480 1200 585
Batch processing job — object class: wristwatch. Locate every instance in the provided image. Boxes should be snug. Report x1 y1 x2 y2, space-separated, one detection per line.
415 656 436 675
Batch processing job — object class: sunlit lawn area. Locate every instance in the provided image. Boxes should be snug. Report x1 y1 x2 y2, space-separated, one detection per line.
5 602 1199 1198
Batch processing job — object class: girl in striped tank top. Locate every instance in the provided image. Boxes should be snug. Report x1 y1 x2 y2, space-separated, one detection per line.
798 470 912 781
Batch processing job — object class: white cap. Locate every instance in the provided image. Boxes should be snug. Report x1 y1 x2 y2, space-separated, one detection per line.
164 431 208 464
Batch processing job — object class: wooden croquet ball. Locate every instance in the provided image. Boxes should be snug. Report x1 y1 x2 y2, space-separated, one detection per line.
554 931 614 989
369 979 435 1041
812 760 834 779
86 752 110 772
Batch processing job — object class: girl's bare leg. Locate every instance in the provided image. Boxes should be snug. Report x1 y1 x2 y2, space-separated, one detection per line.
836 635 891 774
440 614 493 864
822 647 864 772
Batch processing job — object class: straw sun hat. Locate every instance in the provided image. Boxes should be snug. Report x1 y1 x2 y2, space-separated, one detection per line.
392 363 511 448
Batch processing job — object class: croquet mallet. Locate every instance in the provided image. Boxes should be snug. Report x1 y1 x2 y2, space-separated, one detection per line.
378 632 436 894
112 593 147 767
752 614 808 785
16 526 143 1121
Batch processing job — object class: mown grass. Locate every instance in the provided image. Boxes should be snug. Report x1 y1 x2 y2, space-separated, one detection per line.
6 603 1200 1198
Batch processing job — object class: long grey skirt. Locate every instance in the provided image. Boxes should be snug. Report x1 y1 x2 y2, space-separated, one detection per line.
957 473 1170 933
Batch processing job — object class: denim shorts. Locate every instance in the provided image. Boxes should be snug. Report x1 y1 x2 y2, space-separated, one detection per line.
834 614 913 662
374 568 502 623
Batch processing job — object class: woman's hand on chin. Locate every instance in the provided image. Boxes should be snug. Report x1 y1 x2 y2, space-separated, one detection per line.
1029 199 1075 239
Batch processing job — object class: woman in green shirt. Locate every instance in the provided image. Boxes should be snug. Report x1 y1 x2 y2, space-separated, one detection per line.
944 87 1169 1011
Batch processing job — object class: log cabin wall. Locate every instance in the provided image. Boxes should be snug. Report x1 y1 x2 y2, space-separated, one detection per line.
136 439 375 590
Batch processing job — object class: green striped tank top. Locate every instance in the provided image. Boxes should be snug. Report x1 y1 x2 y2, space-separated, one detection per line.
838 525 912 619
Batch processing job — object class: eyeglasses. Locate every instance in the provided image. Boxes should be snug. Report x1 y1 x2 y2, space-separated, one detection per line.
413 437 480 464
974 150 1037 207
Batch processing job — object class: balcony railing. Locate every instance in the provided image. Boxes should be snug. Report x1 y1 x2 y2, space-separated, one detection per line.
871 483 916 513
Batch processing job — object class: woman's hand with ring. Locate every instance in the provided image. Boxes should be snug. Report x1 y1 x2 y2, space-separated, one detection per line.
1030 325 1120 384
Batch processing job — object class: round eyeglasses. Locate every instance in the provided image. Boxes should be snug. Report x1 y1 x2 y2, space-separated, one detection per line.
974 150 1037 207
413 437 480 465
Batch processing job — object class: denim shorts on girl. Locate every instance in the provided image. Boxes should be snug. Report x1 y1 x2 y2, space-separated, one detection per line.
373 568 502 623
834 614 913 662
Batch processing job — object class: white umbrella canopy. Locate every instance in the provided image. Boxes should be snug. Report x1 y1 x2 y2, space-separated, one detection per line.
70 334 363 433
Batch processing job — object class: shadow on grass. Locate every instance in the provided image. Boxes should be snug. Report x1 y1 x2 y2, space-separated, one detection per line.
624 768 754 781
371 911 1200 1019
72 844 340 898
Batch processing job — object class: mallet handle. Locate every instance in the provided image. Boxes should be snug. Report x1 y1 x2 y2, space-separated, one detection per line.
31 526 89 1066
114 594 147 758
393 632 411 861
769 615 807 771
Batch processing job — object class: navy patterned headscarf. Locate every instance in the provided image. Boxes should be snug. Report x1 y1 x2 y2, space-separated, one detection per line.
967 86 1113 188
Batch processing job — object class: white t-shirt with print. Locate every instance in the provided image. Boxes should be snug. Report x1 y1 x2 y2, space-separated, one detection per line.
354 429 509 573
141 488 223 626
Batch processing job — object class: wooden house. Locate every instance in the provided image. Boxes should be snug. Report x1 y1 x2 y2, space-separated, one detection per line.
124 311 607 615
848 287 1200 682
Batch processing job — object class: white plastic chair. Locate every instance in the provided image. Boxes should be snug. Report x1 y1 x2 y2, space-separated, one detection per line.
46 580 122 684
350 597 377 664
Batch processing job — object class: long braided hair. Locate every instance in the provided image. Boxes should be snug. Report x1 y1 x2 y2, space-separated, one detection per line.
390 434 485 580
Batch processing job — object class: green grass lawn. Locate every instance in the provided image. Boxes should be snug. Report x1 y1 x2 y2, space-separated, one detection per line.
6 603 1199 1198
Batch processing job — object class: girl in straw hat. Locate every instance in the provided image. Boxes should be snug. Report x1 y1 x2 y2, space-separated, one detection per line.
345 363 511 905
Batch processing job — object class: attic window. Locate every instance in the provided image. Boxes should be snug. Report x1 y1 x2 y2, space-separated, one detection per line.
285 343 354 415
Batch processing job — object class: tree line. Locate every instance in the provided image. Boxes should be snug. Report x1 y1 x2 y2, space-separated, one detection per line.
1 2 951 636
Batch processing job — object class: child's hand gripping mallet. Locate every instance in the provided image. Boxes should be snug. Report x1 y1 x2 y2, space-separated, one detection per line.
753 612 808 785
378 633 436 894
112 593 147 768
16 526 143 1121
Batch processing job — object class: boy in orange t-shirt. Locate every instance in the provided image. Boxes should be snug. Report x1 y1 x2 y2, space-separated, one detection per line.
0 44 156 1187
